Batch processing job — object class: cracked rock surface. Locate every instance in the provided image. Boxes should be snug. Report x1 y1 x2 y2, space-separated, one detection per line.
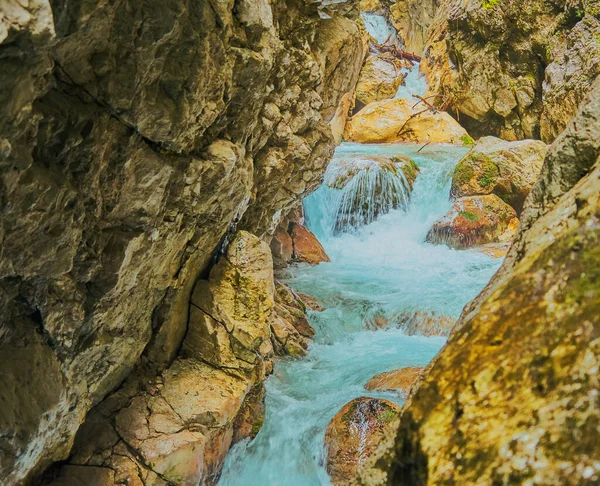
0 0 366 483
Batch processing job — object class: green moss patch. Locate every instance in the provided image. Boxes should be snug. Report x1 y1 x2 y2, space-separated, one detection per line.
460 210 479 222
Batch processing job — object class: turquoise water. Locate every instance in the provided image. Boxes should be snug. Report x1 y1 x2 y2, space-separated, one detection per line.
218 143 503 485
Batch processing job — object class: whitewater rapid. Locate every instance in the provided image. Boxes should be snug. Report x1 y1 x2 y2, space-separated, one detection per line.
218 143 503 485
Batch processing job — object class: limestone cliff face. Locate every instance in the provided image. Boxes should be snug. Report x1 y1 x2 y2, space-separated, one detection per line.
0 1 365 484
384 78 600 485
390 0 600 142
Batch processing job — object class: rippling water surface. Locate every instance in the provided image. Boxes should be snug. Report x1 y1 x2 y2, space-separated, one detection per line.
218 143 503 485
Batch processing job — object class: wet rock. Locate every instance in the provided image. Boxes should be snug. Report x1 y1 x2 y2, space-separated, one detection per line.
298 293 325 312
384 75 600 486
325 397 401 485
355 54 407 105
365 367 424 394
426 195 518 250
290 223 331 265
451 137 547 213
344 98 468 144
396 311 455 337
269 281 316 357
469 242 511 259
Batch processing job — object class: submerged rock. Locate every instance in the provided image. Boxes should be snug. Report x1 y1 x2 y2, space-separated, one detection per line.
324 154 419 233
325 397 401 485
344 98 468 144
426 195 518 249
396 311 455 337
451 137 547 213
355 54 407 106
365 367 424 394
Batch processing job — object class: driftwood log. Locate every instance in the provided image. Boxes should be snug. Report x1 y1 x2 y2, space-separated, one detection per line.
373 43 422 62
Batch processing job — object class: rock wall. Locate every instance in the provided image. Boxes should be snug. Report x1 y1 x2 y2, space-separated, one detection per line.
383 77 600 485
0 1 366 484
389 0 600 142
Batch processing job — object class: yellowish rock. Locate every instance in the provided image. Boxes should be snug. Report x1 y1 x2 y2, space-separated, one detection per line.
451 136 548 213
344 98 468 144
365 367 424 394
426 195 518 249
325 397 401 485
355 54 406 105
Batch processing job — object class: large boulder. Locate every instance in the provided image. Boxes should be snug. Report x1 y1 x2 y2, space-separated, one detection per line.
355 53 407 106
344 98 469 144
325 398 401 485
426 195 518 249
451 137 548 213
383 75 600 486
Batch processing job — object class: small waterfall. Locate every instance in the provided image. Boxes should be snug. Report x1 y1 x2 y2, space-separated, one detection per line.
395 62 428 100
306 155 414 237
360 13 399 46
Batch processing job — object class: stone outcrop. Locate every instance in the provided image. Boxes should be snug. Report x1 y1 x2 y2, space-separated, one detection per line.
344 98 469 144
355 53 407 106
325 397 401 486
0 1 366 483
45 230 314 485
403 0 600 142
364 367 424 394
426 195 519 249
271 222 331 268
380 75 600 486
451 137 547 213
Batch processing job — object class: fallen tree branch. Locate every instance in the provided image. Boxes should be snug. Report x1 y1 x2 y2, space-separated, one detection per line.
373 43 422 63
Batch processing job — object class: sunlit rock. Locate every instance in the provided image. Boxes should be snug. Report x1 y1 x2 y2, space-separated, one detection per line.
426 195 518 249
365 367 424 394
184 231 275 371
355 54 407 106
451 137 547 213
325 397 401 485
344 98 468 144
382 76 600 486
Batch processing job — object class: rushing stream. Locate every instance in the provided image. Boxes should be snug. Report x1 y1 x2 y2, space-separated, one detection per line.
219 14 502 486
219 143 503 485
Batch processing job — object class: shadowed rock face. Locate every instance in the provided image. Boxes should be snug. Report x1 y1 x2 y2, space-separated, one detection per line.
0 1 366 483
382 78 600 486
391 0 600 142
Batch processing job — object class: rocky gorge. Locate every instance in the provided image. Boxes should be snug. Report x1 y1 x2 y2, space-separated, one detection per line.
0 1 599 486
